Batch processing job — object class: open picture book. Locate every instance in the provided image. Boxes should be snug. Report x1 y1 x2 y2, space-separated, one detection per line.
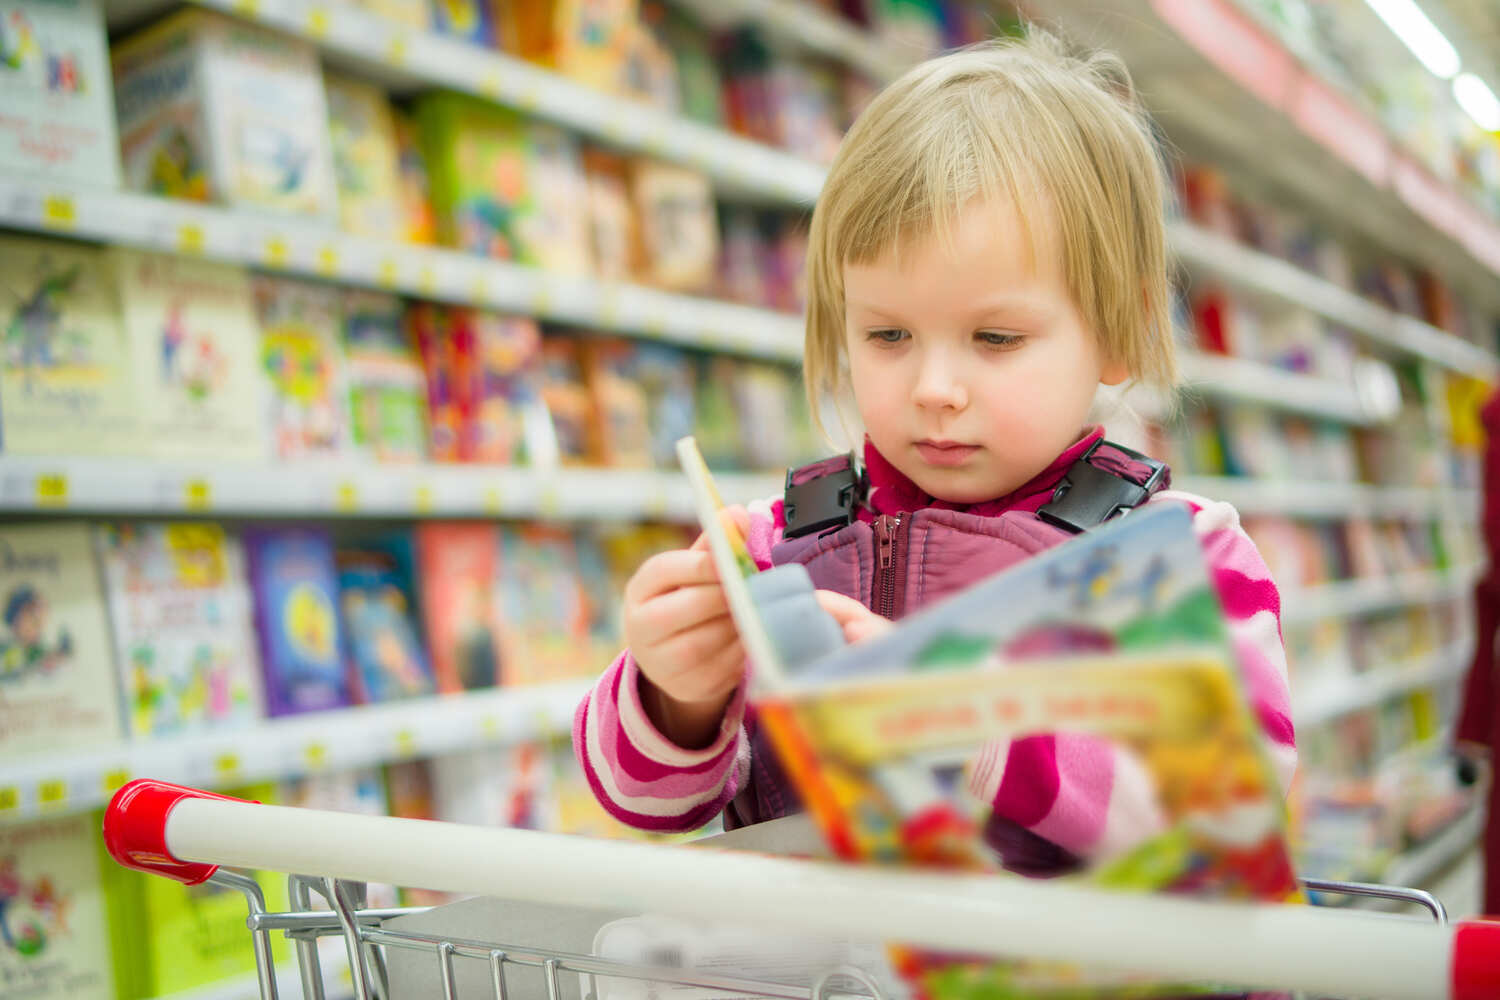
675 436 1298 999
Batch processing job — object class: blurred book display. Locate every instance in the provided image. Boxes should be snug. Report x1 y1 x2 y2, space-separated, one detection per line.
0 0 1496 994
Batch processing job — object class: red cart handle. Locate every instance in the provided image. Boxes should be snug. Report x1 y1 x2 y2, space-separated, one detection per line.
103 779 260 886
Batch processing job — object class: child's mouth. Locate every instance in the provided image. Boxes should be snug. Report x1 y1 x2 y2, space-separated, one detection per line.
916 441 980 466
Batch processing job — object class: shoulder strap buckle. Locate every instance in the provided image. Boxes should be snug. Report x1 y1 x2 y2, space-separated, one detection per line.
783 453 865 539
1038 439 1169 534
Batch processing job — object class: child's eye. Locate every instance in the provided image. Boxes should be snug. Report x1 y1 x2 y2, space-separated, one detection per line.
866 328 909 345
976 331 1024 349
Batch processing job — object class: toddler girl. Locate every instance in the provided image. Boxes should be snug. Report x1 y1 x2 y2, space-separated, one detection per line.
574 29 1295 875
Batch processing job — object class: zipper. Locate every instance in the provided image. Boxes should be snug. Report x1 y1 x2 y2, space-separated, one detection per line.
873 513 905 619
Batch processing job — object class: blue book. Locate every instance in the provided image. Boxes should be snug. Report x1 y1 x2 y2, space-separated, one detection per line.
336 535 436 704
245 527 351 716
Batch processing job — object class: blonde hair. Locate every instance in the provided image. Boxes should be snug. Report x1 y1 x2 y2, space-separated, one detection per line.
804 28 1177 430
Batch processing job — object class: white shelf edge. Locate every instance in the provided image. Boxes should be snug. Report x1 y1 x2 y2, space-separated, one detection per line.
0 680 590 826
0 176 805 363
1174 476 1478 521
0 456 783 520
1280 566 1480 626
190 0 825 205
1381 804 1486 892
1177 352 1381 425
1294 640 1474 728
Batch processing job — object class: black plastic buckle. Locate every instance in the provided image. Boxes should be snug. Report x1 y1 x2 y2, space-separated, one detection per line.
1037 440 1168 535
783 454 864 539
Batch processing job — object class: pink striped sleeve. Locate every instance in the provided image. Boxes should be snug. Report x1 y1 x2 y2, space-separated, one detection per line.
976 493 1297 863
570 498 782 832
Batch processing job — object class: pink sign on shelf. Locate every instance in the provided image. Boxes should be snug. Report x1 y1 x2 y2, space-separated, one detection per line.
1460 211 1500 276
1288 75 1389 187
1151 0 1296 111
1392 154 1465 242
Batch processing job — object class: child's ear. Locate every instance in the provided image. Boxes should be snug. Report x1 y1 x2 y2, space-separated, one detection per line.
1100 357 1131 387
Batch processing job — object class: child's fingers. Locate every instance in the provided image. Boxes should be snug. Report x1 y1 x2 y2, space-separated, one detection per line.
624 549 719 605
652 631 747 705
814 589 894 644
626 582 732 647
649 615 742 682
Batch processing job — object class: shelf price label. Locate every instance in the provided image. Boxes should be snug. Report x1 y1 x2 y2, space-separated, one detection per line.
414 484 434 514
479 715 500 740
264 236 290 269
644 488 670 521
538 484 562 520
305 5 330 38
37 779 67 809
394 729 417 757
0 787 18 813
177 222 206 255
482 487 504 517
35 473 67 508
479 71 503 100
418 266 437 296
387 35 408 66
215 752 241 780
102 769 130 796
316 245 339 277
304 742 328 769
377 258 399 289
42 194 76 230
335 481 359 513
528 281 553 316
184 478 212 511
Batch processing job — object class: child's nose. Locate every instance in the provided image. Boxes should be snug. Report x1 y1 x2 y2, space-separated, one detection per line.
912 351 968 411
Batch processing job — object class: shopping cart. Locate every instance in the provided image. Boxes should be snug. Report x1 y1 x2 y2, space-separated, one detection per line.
103 779 1500 1000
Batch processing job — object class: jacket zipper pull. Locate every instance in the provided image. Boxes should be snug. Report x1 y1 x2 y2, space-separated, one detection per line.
876 515 895 568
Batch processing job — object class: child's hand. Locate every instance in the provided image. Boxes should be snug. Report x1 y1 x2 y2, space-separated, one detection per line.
815 590 894 644
624 506 753 749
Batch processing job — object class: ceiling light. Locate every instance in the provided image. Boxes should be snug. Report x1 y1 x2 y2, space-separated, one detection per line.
1363 0 1462 79
1454 73 1500 131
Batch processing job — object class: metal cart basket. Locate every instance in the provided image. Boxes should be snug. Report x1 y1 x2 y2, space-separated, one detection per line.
102 779 1500 1000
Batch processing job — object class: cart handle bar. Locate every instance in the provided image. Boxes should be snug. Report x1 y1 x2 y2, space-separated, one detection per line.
104 780 1500 1000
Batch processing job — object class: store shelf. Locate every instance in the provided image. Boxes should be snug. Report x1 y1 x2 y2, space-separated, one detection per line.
1294 640 1474 728
1382 803 1486 892
0 176 804 363
1035 0 1500 317
1170 221 1499 378
672 0 914 84
1280 566 1480 626
1177 352 1391 425
1174 476 1478 521
0 680 589 825
0 456 783 520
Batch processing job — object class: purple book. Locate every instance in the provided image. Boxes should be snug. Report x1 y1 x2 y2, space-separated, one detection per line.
244 526 352 716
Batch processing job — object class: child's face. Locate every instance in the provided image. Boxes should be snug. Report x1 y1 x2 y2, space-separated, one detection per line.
843 196 1128 504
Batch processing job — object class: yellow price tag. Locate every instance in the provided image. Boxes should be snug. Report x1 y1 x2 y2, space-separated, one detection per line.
538 484 562 519
304 742 328 768
528 282 553 315
265 236 290 268
38 779 67 808
479 72 502 100
518 84 540 111
178 223 206 255
644 489 669 521
394 729 417 756
42 194 75 229
316 245 339 276
643 313 666 337
215 752 241 779
35 473 67 508
598 287 622 327
232 0 259 15
480 715 500 739
0 787 18 813
387 36 408 65
643 130 667 157
468 276 488 303
335 481 359 512
414 484 434 514
482 487 504 516
184 478 212 511
377 258 399 289
418 267 436 296
102 769 130 796
305 6 330 37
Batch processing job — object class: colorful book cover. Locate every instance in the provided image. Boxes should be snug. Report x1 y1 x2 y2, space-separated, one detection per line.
113 8 337 217
631 342 696 469
0 523 122 757
538 335 597 465
581 149 637 282
427 0 494 45
415 522 503 692
0 0 120 186
731 503 1300 998
244 527 350 716
95 522 265 739
350 0 429 27
629 160 717 291
418 93 591 273
392 108 437 245
383 760 449 906
112 249 266 461
0 235 138 455
495 524 591 685
450 308 548 464
410 303 461 461
324 72 405 239
343 289 428 463
582 337 651 468
253 275 352 459
98 784 288 1000
336 536 436 703
0 812 113 1000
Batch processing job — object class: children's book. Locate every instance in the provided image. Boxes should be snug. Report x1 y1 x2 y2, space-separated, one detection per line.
0 0 120 187
244 527 351 716
0 523 122 757
675 438 1300 998
0 812 114 1000
343 289 428 463
336 535 436 703
495 524 591 685
628 160 717 292
0 235 137 455
324 72 405 239
450 308 549 464
582 337 650 468
539 336 597 465
112 249 266 462
253 276 351 460
415 522 503 692
95 522 265 739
